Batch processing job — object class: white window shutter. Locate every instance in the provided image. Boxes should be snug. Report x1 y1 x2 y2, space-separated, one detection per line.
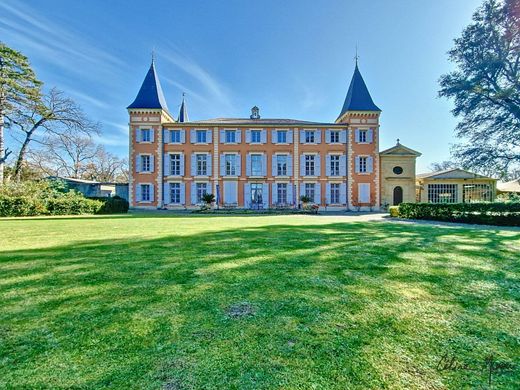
314 183 321 204
340 155 347 176
180 153 185 176
262 183 269 208
300 155 305 176
355 156 360 173
191 183 197 204
220 130 226 143
191 154 196 176
245 130 251 143
287 184 294 205
367 129 373 143
135 184 142 202
355 129 360 143
207 154 212 176
340 130 347 143
135 155 141 173
340 183 347 204
315 155 321 175
272 155 277 176
272 183 277 204
180 130 186 144
220 154 226 176
287 155 293 176
261 154 267 176
150 129 155 143
149 184 155 201
261 130 267 144
163 183 170 204
180 183 186 204
190 129 196 143
325 130 330 143
299 183 305 200
206 130 212 143
150 155 155 172
316 129 321 144
326 155 331 176
236 153 241 176
164 154 170 176
236 130 242 143
246 154 251 176
287 130 293 144
164 129 170 144
326 183 331 204
244 183 251 208
271 130 276 144
300 130 305 143
367 156 374 173
135 128 141 143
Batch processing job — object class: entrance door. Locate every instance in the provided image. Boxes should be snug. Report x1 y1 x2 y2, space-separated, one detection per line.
250 183 263 209
393 186 403 205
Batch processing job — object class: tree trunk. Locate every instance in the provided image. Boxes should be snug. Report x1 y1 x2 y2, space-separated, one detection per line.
0 107 5 184
13 118 45 181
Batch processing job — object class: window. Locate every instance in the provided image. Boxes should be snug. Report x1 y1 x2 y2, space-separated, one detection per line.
170 183 181 204
251 154 263 176
196 183 208 203
141 128 151 142
428 184 458 203
276 155 288 176
358 156 368 173
225 130 236 143
225 154 237 176
277 130 287 143
277 183 288 204
305 155 315 176
141 184 151 201
170 130 181 143
141 155 151 172
250 183 263 206
358 130 367 143
330 183 340 204
196 130 207 143
196 154 208 175
305 131 315 143
393 166 403 175
330 155 340 176
463 184 492 203
251 130 261 143
305 183 315 200
170 154 181 176
330 131 340 143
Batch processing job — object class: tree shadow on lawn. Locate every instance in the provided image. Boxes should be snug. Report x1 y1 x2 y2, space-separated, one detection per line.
0 222 519 389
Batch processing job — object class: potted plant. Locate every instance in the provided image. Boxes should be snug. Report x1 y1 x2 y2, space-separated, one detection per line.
201 193 215 211
300 195 312 209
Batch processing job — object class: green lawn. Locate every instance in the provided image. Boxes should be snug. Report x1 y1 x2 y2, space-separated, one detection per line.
0 214 519 389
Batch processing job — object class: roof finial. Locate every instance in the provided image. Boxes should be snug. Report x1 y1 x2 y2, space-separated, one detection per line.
396 138 400 145
354 45 359 66
151 48 156 64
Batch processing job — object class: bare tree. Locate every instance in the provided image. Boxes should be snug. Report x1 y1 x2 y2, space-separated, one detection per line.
6 88 99 181
83 147 128 182
29 130 100 178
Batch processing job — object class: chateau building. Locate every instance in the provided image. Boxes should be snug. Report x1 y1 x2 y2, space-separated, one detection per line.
128 59 418 210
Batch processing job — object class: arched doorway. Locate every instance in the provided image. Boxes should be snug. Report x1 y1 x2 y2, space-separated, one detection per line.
393 186 403 205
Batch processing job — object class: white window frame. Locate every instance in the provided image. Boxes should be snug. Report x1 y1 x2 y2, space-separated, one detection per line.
428 184 458 204
277 155 288 176
225 130 236 144
196 182 208 203
170 130 181 143
196 154 208 176
140 154 151 172
140 183 151 202
358 156 368 173
330 155 340 176
358 130 367 143
170 182 181 204
196 130 207 144
330 183 340 204
251 154 263 176
305 130 315 144
251 130 262 143
330 130 340 143
225 154 237 176
140 128 151 143
305 183 316 200
170 154 181 176
277 183 288 204
305 155 315 176
277 130 287 144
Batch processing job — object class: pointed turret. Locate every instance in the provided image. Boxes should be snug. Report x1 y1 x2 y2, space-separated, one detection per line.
178 94 189 122
337 63 380 121
127 59 169 111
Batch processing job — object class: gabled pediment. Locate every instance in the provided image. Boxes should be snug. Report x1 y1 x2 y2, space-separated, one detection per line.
380 143 421 157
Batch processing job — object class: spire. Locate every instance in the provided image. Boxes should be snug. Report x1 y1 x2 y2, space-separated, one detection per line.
127 59 169 111
178 93 189 122
337 63 380 120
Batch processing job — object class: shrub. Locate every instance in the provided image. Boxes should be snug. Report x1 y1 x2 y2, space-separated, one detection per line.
201 193 215 205
0 194 46 217
88 196 129 214
388 206 399 217
46 192 103 215
397 202 520 226
300 195 312 203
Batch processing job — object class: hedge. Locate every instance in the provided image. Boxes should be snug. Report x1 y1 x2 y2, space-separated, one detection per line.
397 202 520 226
88 196 129 214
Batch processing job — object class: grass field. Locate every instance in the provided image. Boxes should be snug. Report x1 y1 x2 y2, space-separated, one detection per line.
0 214 519 389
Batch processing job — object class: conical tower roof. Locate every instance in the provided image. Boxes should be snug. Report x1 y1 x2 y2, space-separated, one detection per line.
127 60 169 111
338 63 380 119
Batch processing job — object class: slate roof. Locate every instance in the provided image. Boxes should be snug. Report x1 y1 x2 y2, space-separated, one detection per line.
190 118 342 126
127 60 169 111
497 179 520 193
178 95 189 122
338 64 380 119
417 168 495 180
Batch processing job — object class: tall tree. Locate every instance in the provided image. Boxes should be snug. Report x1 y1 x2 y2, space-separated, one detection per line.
6 87 99 181
0 42 42 183
439 0 520 180
83 147 128 183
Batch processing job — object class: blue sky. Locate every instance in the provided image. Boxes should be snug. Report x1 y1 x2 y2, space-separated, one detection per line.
0 0 482 172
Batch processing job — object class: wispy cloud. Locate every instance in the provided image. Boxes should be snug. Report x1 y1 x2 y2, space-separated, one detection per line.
159 46 236 116
105 121 129 135
0 1 125 80
93 133 128 147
